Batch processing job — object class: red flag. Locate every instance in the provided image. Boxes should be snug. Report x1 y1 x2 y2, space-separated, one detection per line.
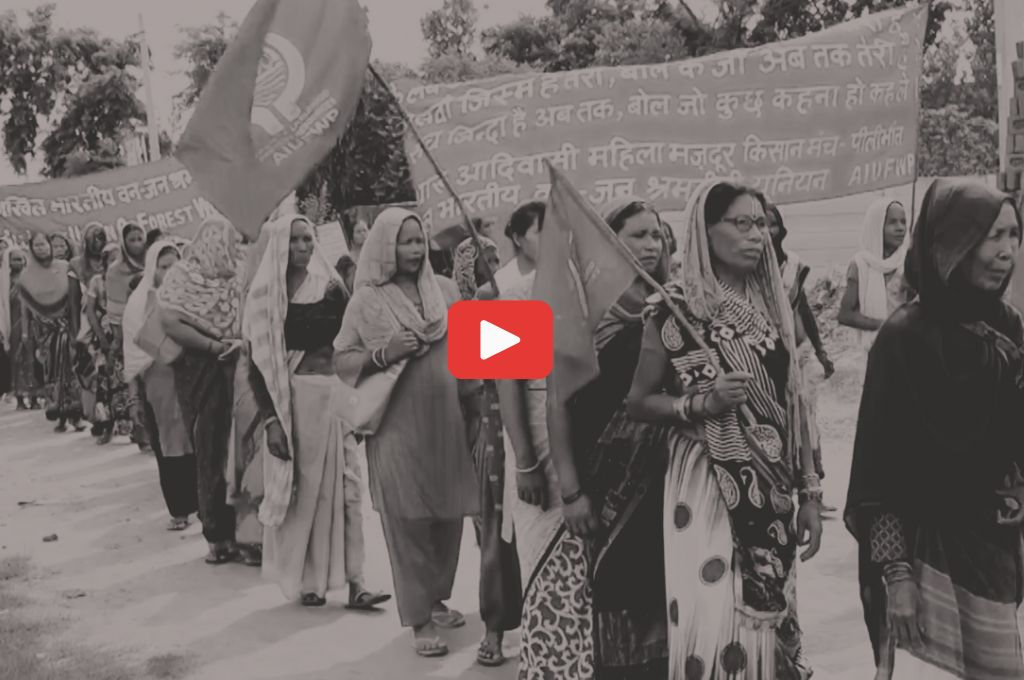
175 0 371 240
533 162 638 403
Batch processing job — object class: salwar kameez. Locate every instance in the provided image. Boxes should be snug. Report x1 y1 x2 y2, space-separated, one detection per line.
142 361 197 519
263 374 365 600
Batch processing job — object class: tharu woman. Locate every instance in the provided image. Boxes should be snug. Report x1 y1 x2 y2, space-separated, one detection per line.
333 208 479 658
838 199 910 347
845 178 1024 679
452 234 522 667
123 240 198 531
19 232 84 431
627 181 823 679
159 217 244 565
543 197 673 680
245 214 389 610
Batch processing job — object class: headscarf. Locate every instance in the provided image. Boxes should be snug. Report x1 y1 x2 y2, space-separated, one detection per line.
665 178 807 470
105 223 146 323
352 207 448 347
69 223 108 286
853 198 906 328
123 240 180 380
18 235 70 308
452 235 497 300
48 233 75 262
594 196 672 351
0 246 26 350
242 214 345 526
158 217 243 339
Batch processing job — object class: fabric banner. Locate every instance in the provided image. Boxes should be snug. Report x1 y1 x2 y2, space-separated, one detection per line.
175 0 372 241
0 157 214 244
396 5 927 230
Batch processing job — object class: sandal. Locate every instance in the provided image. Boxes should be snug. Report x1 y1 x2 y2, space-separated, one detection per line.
204 546 237 565
166 517 190 531
345 589 391 611
476 639 505 667
413 636 448 658
300 593 327 607
430 608 465 629
237 547 262 567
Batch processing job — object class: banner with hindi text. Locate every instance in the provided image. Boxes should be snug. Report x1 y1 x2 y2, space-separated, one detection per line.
0 157 215 244
395 4 927 230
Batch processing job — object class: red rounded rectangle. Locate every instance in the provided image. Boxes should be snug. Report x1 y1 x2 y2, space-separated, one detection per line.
448 300 553 380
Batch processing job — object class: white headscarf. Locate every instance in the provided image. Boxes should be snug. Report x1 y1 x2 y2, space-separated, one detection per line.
242 214 344 527
0 244 25 351
853 198 906 344
123 240 181 380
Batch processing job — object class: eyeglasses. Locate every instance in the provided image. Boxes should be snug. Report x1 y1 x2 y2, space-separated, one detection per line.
720 216 767 233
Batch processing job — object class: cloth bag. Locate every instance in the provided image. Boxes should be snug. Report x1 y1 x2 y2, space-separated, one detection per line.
332 358 407 435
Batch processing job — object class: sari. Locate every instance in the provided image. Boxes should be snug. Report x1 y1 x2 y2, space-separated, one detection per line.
849 199 910 348
84 246 133 436
245 214 364 600
452 237 523 635
0 247 24 397
334 208 478 627
6 249 42 404
158 217 244 546
845 179 1024 679
18 245 81 422
652 180 812 679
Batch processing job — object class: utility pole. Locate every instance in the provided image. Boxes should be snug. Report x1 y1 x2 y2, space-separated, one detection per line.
139 12 161 162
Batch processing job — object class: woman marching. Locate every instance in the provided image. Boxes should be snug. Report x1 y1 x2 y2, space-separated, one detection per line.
539 197 673 680
70 224 109 421
846 179 1024 679
0 245 26 403
333 208 478 658
49 233 74 263
452 235 522 667
838 199 910 346
627 180 823 679
159 217 244 565
4 246 38 410
245 214 389 609
83 244 134 443
106 224 148 448
123 240 198 531
19 233 84 431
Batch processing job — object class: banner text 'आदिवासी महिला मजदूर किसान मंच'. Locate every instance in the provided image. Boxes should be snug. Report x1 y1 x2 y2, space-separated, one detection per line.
395 4 927 230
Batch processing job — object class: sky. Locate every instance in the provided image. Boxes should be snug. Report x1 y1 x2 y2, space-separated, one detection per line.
0 0 552 183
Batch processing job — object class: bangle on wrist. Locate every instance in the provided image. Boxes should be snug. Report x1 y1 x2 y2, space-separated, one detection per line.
562 488 585 505
672 394 694 423
882 561 913 586
264 415 279 429
371 347 388 369
516 459 542 474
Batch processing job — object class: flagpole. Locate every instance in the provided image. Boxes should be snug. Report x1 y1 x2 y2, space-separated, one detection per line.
367 65 499 295
138 12 161 162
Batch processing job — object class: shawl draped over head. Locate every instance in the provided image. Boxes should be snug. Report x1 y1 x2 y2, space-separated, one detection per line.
105 223 146 322
70 223 108 285
350 207 448 349
242 214 345 526
452 235 497 300
158 217 243 339
853 198 906 323
123 240 180 381
0 246 25 350
665 178 808 477
19 236 70 308
594 196 672 351
847 178 1024 524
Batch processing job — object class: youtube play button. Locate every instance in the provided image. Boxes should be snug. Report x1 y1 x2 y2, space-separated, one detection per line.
448 301 553 379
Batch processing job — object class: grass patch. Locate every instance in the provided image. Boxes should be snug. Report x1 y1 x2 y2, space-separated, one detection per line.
0 556 182 680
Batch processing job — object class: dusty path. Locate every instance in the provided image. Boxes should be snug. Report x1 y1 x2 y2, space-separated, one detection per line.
0 355 882 680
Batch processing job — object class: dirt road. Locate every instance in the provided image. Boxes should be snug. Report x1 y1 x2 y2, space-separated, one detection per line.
0 353 879 680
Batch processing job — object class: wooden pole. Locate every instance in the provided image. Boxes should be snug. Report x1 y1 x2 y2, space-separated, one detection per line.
138 13 161 162
367 65 499 296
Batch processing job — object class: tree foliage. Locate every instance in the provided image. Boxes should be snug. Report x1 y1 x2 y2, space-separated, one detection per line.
172 13 237 115
0 4 143 177
917 105 998 177
421 0 478 59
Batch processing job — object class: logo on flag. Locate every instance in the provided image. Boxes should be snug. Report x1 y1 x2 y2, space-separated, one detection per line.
251 33 305 136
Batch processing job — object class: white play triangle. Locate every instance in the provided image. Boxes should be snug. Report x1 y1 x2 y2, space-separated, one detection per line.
479 320 521 360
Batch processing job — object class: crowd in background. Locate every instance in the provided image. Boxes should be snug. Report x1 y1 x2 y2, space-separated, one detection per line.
0 173 1022 680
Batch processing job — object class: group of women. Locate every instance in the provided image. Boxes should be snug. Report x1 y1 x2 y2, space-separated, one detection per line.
1 172 1021 680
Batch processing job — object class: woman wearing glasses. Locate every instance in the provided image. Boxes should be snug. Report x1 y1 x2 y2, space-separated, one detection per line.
627 181 823 679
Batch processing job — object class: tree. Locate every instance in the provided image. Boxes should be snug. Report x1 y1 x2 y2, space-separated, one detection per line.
917 105 998 177
962 0 996 121
172 13 237 114
0 4 142 176
481 16 561 68
421 0 478 59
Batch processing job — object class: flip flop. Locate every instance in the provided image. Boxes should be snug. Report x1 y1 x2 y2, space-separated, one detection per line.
413 636 448 658
430 609 465 629
476 640 506 667
300 593 327 607
345 590 391 611
204 547 237 565
166 517 189 531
